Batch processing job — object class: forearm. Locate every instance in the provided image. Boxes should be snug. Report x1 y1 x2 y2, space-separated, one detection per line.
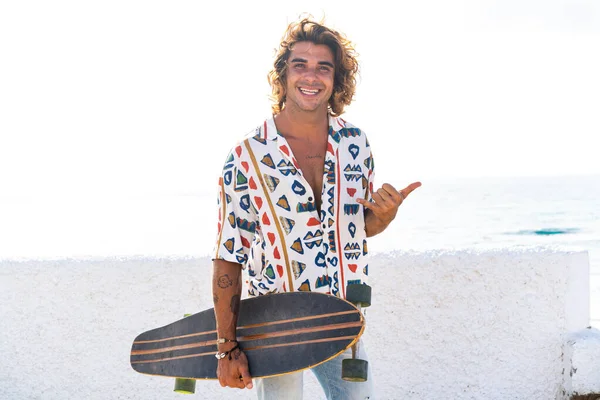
212 259 243 346
364 208 392 237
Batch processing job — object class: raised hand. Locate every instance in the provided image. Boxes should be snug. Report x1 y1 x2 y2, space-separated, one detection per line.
356 181 421 237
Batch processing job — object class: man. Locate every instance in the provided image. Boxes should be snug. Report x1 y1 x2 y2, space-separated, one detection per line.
212 17 420 399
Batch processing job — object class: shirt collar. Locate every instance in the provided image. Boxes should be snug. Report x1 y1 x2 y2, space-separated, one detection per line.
262 114 346 141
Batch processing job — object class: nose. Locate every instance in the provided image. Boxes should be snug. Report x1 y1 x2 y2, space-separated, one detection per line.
301 67 318 82
302 68 318 84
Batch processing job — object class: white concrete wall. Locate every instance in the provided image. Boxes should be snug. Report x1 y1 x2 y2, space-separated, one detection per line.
0 249 594 400
565 327 600 397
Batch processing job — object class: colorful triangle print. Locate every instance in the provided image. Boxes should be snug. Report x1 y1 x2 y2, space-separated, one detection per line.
279 217 296 234
290 238 304 254
264 174 280 193
261 154 276 169
292 261 306 279
276 195 291 211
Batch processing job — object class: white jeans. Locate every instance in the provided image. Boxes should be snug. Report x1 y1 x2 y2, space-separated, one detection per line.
255 340 374 400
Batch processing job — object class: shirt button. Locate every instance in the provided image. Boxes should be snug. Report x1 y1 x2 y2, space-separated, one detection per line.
322 224 326 229
308 197 313 201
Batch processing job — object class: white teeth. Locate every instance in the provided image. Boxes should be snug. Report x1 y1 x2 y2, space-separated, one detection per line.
299 88 319 95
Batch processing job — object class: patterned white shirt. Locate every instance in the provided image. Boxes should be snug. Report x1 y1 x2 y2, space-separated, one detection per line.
213 115 375 298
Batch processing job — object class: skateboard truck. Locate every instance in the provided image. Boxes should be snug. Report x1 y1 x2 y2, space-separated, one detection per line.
174 314 196 394
341 284 371 382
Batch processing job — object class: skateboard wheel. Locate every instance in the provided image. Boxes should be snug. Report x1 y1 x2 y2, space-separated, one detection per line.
174 378 196 394
345 284 371 308
173 315 196 393
341 358 368 382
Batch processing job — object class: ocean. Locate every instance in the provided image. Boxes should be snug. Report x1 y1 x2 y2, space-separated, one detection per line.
1 174 598 326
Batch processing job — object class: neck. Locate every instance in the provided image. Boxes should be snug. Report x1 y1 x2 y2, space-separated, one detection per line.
275 107 329 140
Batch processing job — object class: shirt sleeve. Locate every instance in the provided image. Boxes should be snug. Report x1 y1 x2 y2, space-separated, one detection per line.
364 136 375 203
212 144 258 266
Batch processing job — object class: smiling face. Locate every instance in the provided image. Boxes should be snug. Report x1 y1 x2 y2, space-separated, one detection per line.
283 41 335 115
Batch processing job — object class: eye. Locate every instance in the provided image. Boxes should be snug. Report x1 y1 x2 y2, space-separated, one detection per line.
319 66 332 73
292 63 306 69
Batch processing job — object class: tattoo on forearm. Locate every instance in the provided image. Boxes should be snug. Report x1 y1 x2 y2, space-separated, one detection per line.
230 294 240 314
217 274 233 289
213 294 219 304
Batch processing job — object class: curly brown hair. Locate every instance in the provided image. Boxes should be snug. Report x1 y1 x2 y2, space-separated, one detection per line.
267 17 359 117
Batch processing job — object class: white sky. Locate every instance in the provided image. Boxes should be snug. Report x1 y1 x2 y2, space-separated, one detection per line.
1 0 599 197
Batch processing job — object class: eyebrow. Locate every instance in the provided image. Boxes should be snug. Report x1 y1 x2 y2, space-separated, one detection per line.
289 57 334 69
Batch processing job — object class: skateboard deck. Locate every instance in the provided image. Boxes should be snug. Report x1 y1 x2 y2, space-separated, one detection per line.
130 291 365 380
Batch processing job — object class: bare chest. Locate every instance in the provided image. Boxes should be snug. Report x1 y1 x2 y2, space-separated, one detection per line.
286 137 328 207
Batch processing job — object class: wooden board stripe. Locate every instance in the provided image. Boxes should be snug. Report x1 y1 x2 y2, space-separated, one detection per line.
239 320 361 342
131 335 357 365
131 320 362 356
134 309 359 344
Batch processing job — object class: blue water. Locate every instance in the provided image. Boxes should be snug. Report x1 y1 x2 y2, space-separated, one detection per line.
1 174 598 324
369 174 600 259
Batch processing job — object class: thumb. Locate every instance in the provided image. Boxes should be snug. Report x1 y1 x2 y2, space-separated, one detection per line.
240 365 253 389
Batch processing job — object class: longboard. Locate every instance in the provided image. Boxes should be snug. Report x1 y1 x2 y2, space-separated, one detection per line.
130 291 365 380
